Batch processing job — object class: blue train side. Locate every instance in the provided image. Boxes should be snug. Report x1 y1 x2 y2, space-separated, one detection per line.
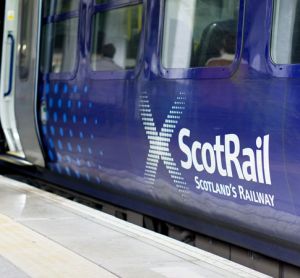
18 0 300 266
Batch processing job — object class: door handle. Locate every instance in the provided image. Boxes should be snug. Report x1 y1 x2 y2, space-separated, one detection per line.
4 32 15 97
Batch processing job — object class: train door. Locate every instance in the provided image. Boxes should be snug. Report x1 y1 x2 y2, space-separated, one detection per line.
0 1 5 68
0 0 45 166
0 1 6 151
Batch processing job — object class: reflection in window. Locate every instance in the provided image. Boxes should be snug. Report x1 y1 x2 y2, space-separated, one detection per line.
19 0 33 80
40 18 78 73
95 0 108 4
162 0 239 68
43 0 79 17
271 0 300 64
0 2 4 68
91 4 143 71
55 0 80 14
43 0 54 17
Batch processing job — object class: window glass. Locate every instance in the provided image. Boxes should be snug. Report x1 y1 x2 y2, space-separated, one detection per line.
91 4 143 71
19 0 34 80
40 18 79 73
162 0 239 69
95 0 108 4
271 0 300 64
55 0 80 14
0 2 4 68
43 0 54 17
43 0 79 17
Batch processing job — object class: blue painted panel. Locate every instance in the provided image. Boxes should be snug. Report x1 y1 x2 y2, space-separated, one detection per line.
36 0 300 266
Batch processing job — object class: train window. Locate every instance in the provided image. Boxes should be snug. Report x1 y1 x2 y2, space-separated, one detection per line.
43 0 80 17
90 4 143 71
271 0 300 64
95 0 108 3
0 2 3 69
162 0 239 69
55 0 80 14
43 0 54 17
19 0 34 80
40 18 79 74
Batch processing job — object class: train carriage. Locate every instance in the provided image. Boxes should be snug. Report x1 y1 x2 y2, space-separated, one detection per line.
0 0 300 269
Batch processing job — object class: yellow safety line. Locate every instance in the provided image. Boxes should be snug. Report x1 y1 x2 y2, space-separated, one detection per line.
0 214 116 278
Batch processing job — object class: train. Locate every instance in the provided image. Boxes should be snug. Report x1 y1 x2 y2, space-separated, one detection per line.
0 0 300 268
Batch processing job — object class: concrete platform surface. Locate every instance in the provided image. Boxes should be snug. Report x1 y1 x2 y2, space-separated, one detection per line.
0 175 271 278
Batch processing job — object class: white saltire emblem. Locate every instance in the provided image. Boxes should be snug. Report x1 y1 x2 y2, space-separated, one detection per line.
139 91 188 196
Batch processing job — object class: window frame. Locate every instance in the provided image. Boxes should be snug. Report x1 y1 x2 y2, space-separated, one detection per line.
87 0 144 80
158 0 245 80
40 4 81 80
267 0 300 77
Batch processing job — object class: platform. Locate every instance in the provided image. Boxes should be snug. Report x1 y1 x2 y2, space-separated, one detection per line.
0 175 270 278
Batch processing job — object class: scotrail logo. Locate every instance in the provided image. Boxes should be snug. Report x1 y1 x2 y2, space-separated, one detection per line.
139 91 272 201
139 91 188 196
179 130 271 185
